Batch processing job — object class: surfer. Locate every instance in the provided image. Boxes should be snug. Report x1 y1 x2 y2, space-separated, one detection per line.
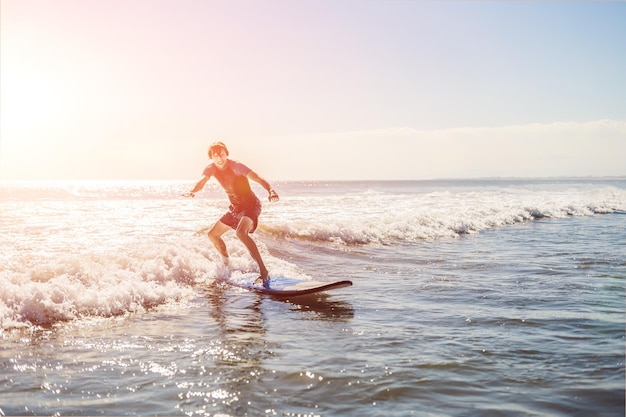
183 141 279 287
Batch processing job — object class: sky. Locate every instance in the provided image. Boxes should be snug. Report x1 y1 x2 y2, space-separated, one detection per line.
1 0 625 181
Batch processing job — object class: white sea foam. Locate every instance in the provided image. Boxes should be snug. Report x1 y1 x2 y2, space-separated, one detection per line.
1 179 624 329
0 242 214 329
261 184 626 244
0 231 299 330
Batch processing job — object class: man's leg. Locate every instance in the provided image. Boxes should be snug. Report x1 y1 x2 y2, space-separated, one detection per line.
236 216 269 281
208 221 231 264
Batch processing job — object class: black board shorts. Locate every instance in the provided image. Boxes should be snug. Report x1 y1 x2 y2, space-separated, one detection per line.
220 197 262 233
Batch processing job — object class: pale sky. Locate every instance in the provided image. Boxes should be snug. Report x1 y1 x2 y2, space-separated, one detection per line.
1 0 625 181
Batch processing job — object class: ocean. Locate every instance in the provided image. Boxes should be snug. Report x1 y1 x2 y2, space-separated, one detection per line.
1 178 624 416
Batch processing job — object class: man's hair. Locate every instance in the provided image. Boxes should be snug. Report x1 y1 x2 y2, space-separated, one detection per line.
208 141 229 158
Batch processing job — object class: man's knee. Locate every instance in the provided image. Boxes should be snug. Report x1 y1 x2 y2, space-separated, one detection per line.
208 222 227 241
236 218 254 240
235 225 249 240
208 232 219 245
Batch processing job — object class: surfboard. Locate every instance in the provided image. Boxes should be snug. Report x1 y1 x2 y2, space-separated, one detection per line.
225 273 352 297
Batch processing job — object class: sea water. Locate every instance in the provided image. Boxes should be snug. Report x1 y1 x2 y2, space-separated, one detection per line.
1 179 624 416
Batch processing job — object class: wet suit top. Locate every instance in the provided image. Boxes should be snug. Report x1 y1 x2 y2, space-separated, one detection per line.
203 160 257 209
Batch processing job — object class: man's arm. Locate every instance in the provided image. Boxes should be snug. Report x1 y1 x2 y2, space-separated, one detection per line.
247 170 279 202
182 175 210 198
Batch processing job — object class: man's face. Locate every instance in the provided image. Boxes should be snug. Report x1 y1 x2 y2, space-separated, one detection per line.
211 149 228 169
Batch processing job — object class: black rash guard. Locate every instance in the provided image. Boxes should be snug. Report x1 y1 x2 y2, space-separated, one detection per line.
203 160 257 209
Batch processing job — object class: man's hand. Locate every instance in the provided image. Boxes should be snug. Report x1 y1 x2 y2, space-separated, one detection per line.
268 189 279 202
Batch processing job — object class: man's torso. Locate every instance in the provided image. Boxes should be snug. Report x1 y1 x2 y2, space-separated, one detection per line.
204 160 256 208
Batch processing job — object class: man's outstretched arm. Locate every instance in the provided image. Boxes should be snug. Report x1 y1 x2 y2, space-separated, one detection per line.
247 171 279 202
182 175 210 198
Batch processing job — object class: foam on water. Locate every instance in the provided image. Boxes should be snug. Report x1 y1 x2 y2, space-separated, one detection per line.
262 184 626 244
1 242 211 329
0 235 311 330
1 179 624 331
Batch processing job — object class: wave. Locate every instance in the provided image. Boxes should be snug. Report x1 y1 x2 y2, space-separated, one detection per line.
260 186 626 245
2 181 623 330
0 243 223 330
0 236 316 331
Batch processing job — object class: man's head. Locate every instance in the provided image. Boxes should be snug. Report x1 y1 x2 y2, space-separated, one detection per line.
208 142 229 158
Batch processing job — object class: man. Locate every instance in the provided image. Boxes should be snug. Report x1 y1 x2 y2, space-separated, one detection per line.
183 141 279 287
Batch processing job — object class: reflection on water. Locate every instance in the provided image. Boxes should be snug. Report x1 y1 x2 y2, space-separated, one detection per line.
174 280 355 416
0 279 354 417
283 294 355 321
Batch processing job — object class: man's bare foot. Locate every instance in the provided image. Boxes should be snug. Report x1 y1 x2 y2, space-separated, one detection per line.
254 274 270 289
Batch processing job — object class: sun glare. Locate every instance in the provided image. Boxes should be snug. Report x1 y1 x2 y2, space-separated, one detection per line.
0 29 118 179
2 45 69 175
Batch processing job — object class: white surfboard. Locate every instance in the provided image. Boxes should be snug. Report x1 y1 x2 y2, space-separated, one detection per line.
225 273 352 297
